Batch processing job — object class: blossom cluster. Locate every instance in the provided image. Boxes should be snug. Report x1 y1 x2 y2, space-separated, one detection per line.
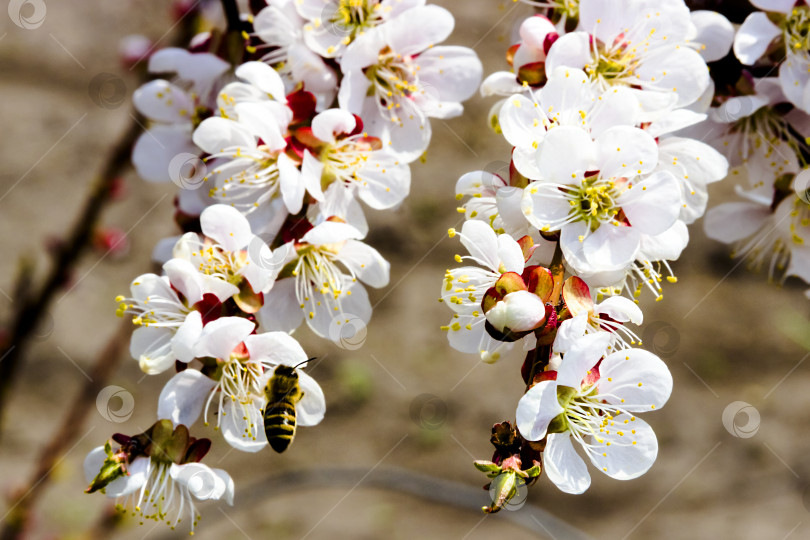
692 0 810 293
84 0 481 531
440 0 744 507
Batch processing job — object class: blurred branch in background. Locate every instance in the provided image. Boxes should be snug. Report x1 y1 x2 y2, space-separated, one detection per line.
0 6 203 539
0 320 130 540
0 120 141 431
170 466 595 540
0 0 200 433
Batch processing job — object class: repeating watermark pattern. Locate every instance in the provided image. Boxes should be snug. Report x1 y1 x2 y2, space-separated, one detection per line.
794 169 810 205
483 159 511 181
246 234 288 271
168 152 207 190
96 385 135 423
175 466 221 500
32 312 54 342
8 0 46 30
88 73 127 109
328 313 367 350
409 393 448 430
713 95 759 124
642 321 680 359
722 401 760 439
320 3 351 38
488 473 528 511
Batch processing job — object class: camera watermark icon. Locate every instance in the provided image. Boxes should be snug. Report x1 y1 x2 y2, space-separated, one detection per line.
96 385 135 423
175 465 221 500
168 152 207 190
88 73 127 110
722 401 760 439
328 313 367 350
488 472 528 511
793 169 810 205
246 235 289 271
320 2 353 39
483 160 511 182
409 393 448 430
642 321 680 359
8 0 46 30
711 95 759 124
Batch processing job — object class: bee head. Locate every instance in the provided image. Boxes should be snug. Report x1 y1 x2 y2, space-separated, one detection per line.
273 365 297 378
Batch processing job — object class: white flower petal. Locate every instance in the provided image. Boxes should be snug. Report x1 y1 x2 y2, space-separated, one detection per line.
132 124 196 183
598 349 673 412
301 221 364 245
543 432 591 494
220 395 268 452
130 326 174 375
734 12 782 65
133 80 194 123
278 152 305 214
704 201 770 243
516 380 564 441
485 291 546 333
416 46 483 104
257 278 305 333
158 369 217 427
384 5 454 56
582 225 640 270
690 10 734 62
337 240 391 288
172 310 203 363
620 171 681 236
459 219 499 271
595 296 642 325
537 126 597 184
200 204 253 251
193 116 257 156
312 109 357 144
171 462 228 501
556 331 611 388
544 32 591 74
235 61 287 100
244 331 308 367
194 317 255 360
596 126 658 179
587 414 658 480
296 370 326 427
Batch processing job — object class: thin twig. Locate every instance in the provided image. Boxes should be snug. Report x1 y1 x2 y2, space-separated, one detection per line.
0 0 202 432
155 466 595 540
0 120 141 431
0 320 131 540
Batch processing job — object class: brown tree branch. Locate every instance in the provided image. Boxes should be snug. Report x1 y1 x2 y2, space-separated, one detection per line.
0 119 140 431
0 320 130 540
156 466 595 540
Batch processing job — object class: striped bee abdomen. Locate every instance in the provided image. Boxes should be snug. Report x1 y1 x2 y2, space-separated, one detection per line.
264 400 297 453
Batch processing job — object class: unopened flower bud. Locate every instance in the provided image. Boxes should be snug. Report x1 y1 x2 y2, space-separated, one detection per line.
85 441 128 494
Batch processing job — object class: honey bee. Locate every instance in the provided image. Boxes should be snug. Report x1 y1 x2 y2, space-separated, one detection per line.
263 359 313 453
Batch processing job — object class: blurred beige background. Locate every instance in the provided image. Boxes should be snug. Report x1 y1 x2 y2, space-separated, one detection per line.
2 0 810 538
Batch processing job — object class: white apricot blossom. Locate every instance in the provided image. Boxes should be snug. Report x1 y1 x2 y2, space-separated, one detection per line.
520 125 682 273
157 317 325 452
132 48 230 183
516 331 672 494
338 4 482 160
258 221 389 339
